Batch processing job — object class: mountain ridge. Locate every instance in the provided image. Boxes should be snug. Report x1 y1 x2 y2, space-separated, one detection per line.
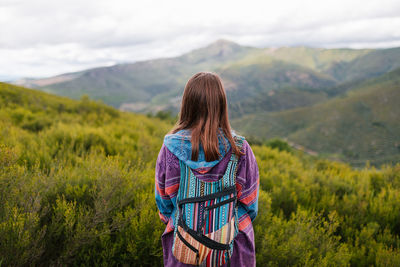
10 39 400 165
232 67 400 166
14 39 389 98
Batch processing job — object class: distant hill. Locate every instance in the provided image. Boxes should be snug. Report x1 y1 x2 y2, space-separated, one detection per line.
232 68 400 166
16 39 391 113
16 39 257 111
218 60 336 117
326 47 400 82
13 39 400 165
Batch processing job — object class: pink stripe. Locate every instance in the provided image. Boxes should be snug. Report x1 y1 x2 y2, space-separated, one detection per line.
165 183 179 196
239 215 251 231
240 179 259 205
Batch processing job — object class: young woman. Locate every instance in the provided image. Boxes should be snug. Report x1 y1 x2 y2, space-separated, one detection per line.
155 72 259 266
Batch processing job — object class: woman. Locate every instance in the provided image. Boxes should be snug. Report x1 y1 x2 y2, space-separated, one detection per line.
155 72 259 266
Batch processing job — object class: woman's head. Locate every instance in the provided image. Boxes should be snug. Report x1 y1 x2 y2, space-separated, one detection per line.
170 71 243 161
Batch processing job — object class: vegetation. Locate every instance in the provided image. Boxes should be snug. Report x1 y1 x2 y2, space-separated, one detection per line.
1 82 400 266
18 40 400 167
146 110 178 125
232 67 400 167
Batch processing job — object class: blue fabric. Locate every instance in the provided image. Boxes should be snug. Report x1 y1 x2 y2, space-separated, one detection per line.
237 201 258 222
163 128 237 171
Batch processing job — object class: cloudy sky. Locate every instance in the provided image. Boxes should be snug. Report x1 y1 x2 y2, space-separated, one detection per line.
1 0 400 80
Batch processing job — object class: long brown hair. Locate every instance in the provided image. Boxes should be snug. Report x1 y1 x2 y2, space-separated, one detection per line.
169 71 244 161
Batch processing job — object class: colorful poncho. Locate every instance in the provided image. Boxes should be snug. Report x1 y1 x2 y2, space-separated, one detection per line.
155 129 259 267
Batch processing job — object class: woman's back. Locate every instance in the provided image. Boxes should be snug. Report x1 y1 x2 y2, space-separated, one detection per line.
154 71 259 267
155 131 259 266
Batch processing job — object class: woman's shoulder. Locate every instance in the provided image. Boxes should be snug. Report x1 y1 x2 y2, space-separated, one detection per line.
232 133 251 154
234 135 257 167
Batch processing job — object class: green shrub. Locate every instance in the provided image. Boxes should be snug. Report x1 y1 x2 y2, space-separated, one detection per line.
1 82 400 266
266 138 292 152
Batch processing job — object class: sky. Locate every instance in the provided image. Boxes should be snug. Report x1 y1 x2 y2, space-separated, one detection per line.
1 0 400 80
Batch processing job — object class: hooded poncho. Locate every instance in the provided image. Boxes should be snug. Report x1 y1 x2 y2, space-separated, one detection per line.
155 129 259 267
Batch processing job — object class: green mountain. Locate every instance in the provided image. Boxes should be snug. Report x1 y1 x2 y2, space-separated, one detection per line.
326 47 400 82
20 39 257 110
218 60 336 117
224 45 371 75
1 82 400 266
13 39 400 165
232 68 400 166
16 39 381 112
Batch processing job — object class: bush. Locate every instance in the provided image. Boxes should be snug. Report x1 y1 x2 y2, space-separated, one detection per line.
266 138 292 152
1 82 400 266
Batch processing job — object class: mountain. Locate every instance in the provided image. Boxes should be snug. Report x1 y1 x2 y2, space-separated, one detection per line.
15 39 381 112
326 47 400 82
17 39 257 110
218 60 336 117
13 39 400 165
232 67 400 166
226 45 371 75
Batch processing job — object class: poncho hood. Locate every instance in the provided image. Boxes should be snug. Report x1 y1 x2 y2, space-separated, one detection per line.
163 128 237 173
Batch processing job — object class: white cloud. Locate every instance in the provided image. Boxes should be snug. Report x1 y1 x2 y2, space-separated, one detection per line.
1 0 400 78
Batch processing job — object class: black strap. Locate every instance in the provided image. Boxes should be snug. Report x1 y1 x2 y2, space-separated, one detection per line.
176 229 200 265
205 196 236 210
177 186 236 206
177 229 198 254
178 215 230 251
198 195 237 233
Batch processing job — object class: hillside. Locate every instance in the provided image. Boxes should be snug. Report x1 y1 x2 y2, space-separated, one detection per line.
232 68 400 166
12 40 400 166
222 45 371 76
326 47 400 82
218 60 336 117
1 82 400 266
19 39 257 110
16 39 394 112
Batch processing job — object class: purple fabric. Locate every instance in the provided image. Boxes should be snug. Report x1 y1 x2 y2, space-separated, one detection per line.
155 139 259 267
